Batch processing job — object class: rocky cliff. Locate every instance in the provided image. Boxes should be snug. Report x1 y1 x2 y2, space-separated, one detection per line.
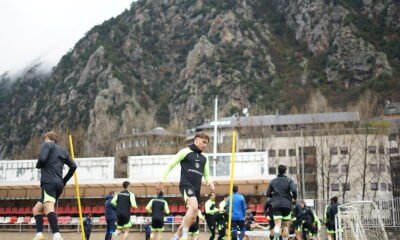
0 0 399 158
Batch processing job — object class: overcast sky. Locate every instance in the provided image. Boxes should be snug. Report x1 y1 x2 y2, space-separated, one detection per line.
0 0 132 75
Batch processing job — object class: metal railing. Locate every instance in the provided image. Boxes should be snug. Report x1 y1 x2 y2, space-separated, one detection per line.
306 198 400 227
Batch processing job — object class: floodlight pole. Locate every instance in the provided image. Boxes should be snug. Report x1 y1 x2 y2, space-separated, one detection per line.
301 128 305 199
213 96 218 177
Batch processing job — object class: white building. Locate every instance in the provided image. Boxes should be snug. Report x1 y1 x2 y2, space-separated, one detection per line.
195 112 395 201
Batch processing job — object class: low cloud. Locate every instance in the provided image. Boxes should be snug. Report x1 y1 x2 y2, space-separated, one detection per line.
0 0 132 75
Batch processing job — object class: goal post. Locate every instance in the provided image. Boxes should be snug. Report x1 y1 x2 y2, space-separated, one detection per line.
335 201 388 240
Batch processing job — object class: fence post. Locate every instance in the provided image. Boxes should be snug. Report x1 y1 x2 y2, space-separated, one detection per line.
391 198 395 227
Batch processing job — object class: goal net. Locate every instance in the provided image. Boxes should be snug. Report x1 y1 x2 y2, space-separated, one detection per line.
335 201 388 240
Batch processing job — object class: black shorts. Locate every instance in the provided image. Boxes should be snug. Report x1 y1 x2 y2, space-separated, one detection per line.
292 219 302 230
327 222 336 233
302 222 317 235
272 207 291 221
179 186 200 202
189 217 200 233
151 218 164 231
40 182 64 203
117 214 132 229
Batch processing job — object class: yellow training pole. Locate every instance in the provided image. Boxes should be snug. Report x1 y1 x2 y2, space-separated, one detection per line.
68 134 86 240
227 131 236 240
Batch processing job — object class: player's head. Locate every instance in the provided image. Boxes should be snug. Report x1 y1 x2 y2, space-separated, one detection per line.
278 164 287 175
123 181 130 189
194 132 209 151
44 131 58 143
331 196 338 204
233 185 238 193
157 190 164 198
209 192 215 200
300 200 306 208
109 191 115 196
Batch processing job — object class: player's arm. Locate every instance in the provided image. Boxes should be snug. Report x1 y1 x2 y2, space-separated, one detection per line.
164 200 170 214
157 149 189 190
146 199 153 213
206 201 219 214
241 196 247 214
130 192 137 208
203 156 214 190
62 151 77 186
198 210 205 221
36 142 52 168
111 193 118 208
159 148 188 182
266 183 273 198
289 178 298 200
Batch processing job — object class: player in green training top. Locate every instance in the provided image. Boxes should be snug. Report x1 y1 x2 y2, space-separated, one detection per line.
111 181 137 240
156 132 215 240
146 190 170 240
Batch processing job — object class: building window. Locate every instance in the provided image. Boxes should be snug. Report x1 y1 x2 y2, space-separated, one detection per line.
289 149 296 156
389 134 396 141
382 201 390 210
341 164 349 174
342 183 350 191
305 183 317 191
379 164 386 173
268 150 276 157
381 183 387 191
240 148 256 152
330 165 339 173
289 166 297 174
371 182 378 191
331 183 339 191
379 146 385 154
369 164 378 173
278 149 286 157
340 147 349 155
330 147 338 155
269 167 276 175
389 148 398 154
368 146 377 154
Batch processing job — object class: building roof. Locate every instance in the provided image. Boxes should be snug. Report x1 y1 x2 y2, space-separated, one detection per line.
196 112 360 130
384 102 400 115
115 127 185 141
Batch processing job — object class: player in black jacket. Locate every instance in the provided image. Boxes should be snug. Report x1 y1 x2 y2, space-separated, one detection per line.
266 164 297 240
32 131 77 240
325 196 338 240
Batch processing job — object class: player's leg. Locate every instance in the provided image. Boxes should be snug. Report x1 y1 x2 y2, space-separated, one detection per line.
208 215 216 240
237 220 246 240
122 227 130 240
280 208 292 240
179 187 199 240
32 200 44 240
42 182 64 240
231 220 239 240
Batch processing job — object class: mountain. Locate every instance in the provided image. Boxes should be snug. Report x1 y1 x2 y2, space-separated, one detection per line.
0 0 399 158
